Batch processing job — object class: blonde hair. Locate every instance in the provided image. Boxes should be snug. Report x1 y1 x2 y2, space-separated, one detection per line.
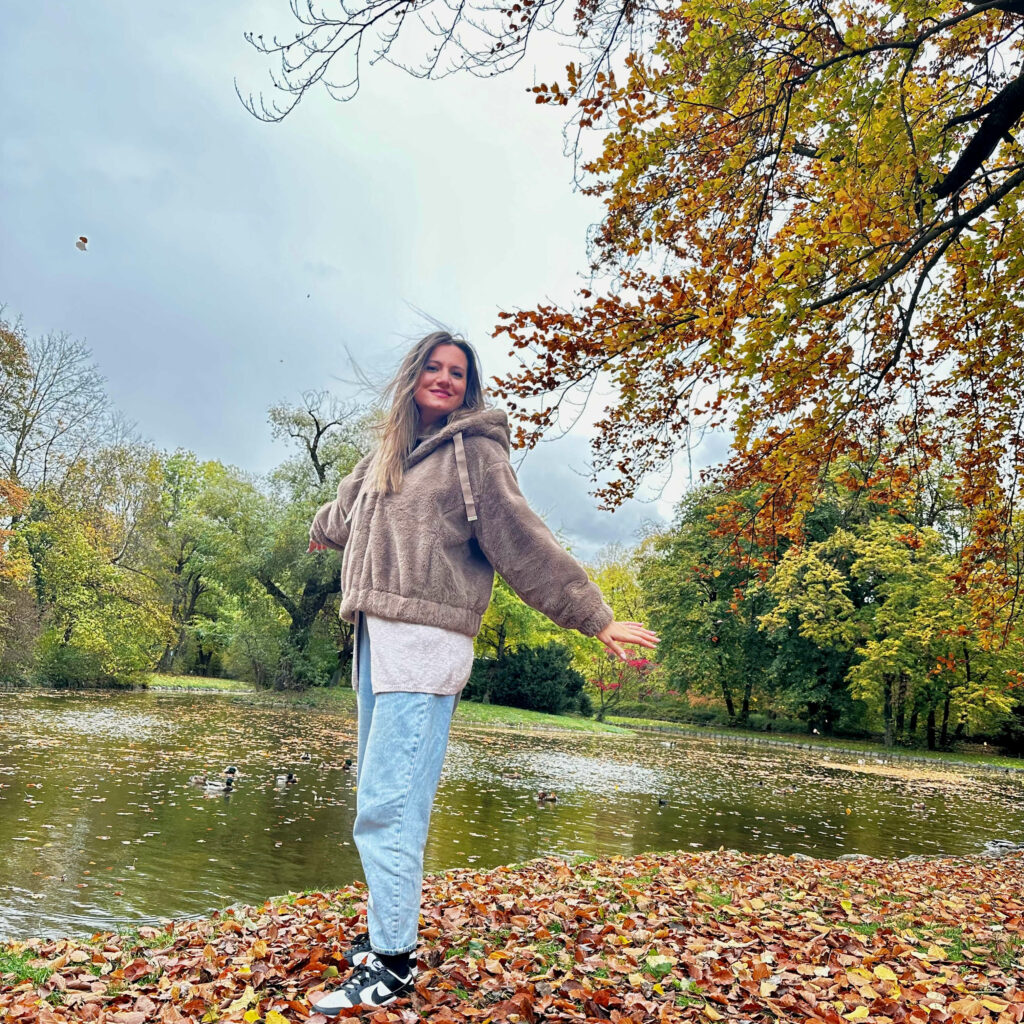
371 331 486 494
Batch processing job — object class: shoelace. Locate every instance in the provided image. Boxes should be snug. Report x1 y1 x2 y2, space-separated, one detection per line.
346 955 408 989
345 961 378 988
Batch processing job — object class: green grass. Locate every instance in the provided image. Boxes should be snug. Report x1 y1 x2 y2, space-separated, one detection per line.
0 947 54 986
534 940 563 967
445 938 486 960
191 684 628 733
452 700 631 734
847 921 883 937
607 715 1024 769
992 936 1023 970
931 926 966 960
144 673 255 692
674 980 705 1008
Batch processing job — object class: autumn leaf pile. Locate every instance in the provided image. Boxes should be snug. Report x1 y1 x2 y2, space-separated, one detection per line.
2 850 1022 1024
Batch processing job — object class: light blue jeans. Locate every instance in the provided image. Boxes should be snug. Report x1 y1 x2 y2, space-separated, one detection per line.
352 613 458 955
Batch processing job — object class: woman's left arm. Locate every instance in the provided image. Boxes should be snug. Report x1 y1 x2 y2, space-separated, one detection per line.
474 457 658 660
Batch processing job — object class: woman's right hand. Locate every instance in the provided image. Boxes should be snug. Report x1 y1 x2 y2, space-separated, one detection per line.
595 621 660 662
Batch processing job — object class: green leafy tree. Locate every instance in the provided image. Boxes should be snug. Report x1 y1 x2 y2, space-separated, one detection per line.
150 451 235 674
201 396 368 688
474 574 560 665
847 521 1019 747
25 486 172 686
571 544 664 718
641 489 772 723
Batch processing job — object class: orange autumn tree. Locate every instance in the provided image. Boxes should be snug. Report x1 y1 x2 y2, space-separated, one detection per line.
489 0 1024 638
252 0 1024 635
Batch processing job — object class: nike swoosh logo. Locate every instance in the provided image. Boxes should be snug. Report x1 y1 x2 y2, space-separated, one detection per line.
361 981 398 1004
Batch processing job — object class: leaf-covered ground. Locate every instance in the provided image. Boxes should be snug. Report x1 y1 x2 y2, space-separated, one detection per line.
2 850 1022 1024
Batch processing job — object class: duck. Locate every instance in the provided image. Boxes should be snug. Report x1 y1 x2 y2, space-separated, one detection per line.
658 797 669 807
537 791 557 803
276 772 298 787
300 752 312 762
342 758 354 772
188 774 207 786
204 775 234 794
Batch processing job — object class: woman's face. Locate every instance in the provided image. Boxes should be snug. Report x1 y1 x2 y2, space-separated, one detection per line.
413 343 469 426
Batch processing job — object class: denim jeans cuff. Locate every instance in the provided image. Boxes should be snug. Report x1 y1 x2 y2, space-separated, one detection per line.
372 943 418 957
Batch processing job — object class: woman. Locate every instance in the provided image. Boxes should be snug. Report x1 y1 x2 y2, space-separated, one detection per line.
307 331 658 1013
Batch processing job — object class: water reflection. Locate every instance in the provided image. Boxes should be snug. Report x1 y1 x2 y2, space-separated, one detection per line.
0 690 1021 940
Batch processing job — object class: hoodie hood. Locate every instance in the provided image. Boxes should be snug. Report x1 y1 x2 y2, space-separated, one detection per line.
408 407 510 467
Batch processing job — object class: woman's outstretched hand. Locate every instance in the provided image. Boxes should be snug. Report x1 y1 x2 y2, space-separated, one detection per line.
595 621 660 661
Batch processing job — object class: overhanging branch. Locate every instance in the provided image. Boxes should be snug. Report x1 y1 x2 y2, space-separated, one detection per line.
933 71 1024 200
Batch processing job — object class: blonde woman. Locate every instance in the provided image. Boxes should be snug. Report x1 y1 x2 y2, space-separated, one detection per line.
307 330 658 1013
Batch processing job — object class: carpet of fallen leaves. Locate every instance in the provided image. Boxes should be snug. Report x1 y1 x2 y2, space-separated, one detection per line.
2 850 1022 1024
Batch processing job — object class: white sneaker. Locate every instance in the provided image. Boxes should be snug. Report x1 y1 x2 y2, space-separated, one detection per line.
312 954 417 1015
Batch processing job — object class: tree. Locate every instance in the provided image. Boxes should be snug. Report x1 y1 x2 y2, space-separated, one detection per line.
569 544 665 716
472 641 587 714
203 397 368 688
0 325 112 492
24 484 172 686
845 520 1019 747
1 319 33 584
474 574 559 663
640 489 772 723
486 0 1024 638
267 391 368 487
241 0 650 119
760 526 873 735
150 452 234 674
0 317 30 446
246 0 1024 634
589 653 655 722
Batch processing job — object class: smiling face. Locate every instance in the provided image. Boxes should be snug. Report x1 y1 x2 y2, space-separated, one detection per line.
412 342 469 427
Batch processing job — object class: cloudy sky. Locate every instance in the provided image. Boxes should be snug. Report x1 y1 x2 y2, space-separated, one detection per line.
1 2 727 558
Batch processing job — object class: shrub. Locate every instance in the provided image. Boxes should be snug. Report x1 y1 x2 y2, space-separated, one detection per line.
465 643 587 714
33 629 140 688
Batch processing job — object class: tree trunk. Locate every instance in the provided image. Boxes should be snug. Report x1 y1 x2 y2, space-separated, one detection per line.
717 653 736 719
260 569 341 689
940 693 952 747
926 706 937 750
883 674 895 748
953 713 968 741
740 673 753 723
895 671 908 740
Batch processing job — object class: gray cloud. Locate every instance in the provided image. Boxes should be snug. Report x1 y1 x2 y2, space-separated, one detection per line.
515 433 666 562
1 0 737 563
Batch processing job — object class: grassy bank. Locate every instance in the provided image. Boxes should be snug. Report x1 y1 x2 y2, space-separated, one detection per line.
2 849 1021 1023
141 675 1022 753
145 674 629 734
609 714 1024 771
144 673 256 693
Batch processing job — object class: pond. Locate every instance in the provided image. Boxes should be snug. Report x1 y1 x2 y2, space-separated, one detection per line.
1 689 1022 941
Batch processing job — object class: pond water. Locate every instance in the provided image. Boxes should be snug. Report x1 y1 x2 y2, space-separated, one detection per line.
1 689 1022 941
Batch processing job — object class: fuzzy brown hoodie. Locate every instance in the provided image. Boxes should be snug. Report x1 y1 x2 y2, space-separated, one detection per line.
309 408 614 639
